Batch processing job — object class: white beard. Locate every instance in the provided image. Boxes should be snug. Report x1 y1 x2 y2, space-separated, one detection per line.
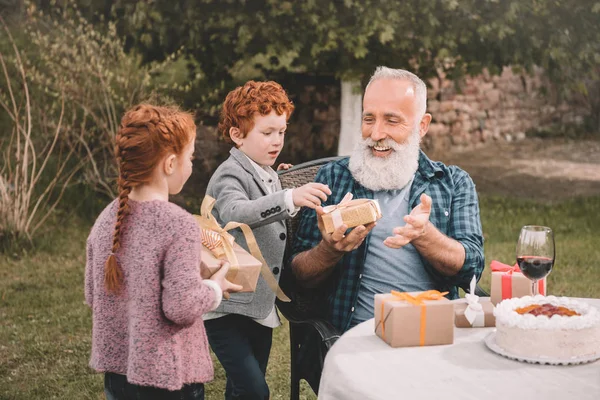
348 127 421 191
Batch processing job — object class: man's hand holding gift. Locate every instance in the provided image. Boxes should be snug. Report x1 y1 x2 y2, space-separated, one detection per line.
315 206 376 254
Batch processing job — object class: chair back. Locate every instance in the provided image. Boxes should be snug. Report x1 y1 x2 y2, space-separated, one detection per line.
278 156 342 244
277 156 343 316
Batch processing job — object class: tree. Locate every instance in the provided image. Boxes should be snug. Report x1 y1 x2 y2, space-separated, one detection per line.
33 0 600 131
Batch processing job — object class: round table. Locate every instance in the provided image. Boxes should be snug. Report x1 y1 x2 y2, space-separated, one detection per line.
318 298 600 400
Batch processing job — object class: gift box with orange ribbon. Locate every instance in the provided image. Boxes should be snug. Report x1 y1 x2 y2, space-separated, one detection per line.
490 260 547 305
321 193 382 234
374 290 454 348
193 196 290 301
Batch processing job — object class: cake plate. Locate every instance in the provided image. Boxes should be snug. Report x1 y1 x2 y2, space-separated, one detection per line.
484 331 600 366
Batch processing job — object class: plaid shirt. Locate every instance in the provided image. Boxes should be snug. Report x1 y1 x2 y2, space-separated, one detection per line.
290 151 484 333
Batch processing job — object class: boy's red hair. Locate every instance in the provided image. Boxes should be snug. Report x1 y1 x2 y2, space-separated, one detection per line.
218 81 294 143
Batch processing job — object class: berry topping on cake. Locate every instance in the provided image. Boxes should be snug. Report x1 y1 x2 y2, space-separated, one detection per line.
515 303 580 317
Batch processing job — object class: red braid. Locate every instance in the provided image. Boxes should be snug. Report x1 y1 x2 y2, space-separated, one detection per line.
104 104 196 293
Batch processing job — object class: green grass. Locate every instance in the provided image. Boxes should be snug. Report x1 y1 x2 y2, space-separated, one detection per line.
1 195 600 399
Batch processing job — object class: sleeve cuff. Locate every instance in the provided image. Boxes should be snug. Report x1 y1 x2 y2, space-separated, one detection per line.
202 280 223 311
285 189 300 217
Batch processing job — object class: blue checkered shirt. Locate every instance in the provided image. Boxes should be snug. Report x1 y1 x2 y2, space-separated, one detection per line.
290 151 484 333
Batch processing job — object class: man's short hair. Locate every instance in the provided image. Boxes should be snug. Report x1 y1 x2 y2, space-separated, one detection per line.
366 66 427 119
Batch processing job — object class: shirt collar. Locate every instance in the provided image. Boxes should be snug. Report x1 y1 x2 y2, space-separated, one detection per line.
242 152 278 184
417 150 445 180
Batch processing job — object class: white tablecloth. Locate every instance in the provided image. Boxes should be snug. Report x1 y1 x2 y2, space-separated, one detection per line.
319 298 600 400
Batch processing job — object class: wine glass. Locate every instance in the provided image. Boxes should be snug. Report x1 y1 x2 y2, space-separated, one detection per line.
516 225 554 296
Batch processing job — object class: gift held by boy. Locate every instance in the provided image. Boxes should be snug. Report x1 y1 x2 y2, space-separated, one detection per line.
374 290 454 348
490 260 547 305
321 193 382 234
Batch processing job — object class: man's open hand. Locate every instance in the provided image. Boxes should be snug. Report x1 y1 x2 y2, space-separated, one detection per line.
384 193 432 249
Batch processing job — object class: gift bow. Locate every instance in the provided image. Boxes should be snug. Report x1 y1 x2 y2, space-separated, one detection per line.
464 275 484 327
379 290 448 346
490 261 521 274
194 196 290 302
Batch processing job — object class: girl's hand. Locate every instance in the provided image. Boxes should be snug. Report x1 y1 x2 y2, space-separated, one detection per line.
277 163 293 171
292 183 331 209
208 261 243 296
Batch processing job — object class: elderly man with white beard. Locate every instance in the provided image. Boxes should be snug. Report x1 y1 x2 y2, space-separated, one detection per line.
289 66 484 333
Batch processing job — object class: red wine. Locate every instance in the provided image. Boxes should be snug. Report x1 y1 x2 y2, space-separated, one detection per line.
517 256 553 280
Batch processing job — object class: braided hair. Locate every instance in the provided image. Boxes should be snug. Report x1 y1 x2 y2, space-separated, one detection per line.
104 104 196 293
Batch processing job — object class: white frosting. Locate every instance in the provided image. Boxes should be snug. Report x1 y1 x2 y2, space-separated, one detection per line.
494 295 600 330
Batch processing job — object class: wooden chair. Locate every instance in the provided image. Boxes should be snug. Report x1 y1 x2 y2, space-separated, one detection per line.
277 156 489 400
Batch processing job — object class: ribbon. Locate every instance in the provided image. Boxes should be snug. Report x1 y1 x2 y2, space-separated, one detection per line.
378 290 448 346
194 196 290 302
464 275 485 327
491 260 545 299
322 193 381 231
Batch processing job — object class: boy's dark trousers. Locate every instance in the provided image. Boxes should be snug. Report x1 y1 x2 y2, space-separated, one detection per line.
205 313 273 400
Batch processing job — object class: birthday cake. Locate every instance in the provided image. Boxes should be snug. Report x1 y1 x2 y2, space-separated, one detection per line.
494 295 600 360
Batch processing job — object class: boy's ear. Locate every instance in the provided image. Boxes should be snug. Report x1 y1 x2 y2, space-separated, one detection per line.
229 127 243 146
163 154 176 176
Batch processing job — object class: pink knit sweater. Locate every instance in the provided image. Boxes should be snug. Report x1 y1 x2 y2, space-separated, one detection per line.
85 199 216 390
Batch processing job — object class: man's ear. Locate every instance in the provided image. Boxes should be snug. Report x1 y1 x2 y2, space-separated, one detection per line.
229 127 243 147
163 154 177 176
419 113 432 138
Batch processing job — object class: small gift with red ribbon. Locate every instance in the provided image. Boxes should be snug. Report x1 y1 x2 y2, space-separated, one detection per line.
490 260 547 305
321 193 382 234
453 275 496 328
374 290 454 348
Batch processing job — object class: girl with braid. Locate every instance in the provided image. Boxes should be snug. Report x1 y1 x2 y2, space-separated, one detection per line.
85 104 241 400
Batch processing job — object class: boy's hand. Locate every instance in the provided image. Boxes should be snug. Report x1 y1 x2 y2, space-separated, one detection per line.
292 183 331 209
277 163 293 171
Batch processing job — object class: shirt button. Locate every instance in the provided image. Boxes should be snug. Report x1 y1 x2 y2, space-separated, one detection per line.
444 211 449 216
279 232 286 240
351 307 355 312
359 274 362 279
272 267 280 275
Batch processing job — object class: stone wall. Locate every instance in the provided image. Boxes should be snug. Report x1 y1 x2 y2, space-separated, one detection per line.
424 66 585 152
186 67 586 198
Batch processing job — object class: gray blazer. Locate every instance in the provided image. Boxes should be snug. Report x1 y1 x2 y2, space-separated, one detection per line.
206 147 292 319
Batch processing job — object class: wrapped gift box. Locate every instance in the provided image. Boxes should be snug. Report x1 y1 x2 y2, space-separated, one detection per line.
199 231 262 293
490 261 547 305
193 195 290 301
374 291 454 348
321 193 382 234
453 298 496 328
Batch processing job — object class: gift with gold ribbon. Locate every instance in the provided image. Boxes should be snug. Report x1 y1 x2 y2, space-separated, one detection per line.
321 193 382 234
490 260 546 305
193 196 290 302
374 290 454 347
453 276 496 328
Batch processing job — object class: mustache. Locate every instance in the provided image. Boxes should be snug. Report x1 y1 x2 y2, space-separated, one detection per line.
361 137 402 151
